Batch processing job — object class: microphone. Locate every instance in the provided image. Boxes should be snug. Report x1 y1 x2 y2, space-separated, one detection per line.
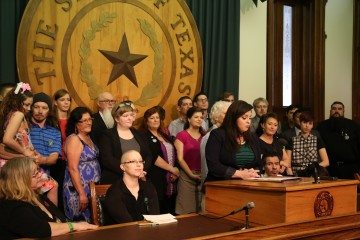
230 202 255 215
144 197 149 214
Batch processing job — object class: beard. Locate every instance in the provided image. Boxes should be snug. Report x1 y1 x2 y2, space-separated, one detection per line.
102 108 115 129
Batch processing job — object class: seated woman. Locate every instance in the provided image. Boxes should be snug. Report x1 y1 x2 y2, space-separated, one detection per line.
205 100 260 181
258 113 293 175
0 157 97 239
104 150 159 224
286 111 330 176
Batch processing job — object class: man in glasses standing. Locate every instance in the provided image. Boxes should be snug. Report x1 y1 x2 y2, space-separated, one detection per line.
91 92 116 145
193 92 210 131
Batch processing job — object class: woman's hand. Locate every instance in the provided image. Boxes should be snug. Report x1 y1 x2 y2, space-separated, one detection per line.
170 173 179 182
234 168 260 179
79 193 88 211
280 160 290 169
190 172 201 181
171 166 180 177
23 148 36 158
73 222 98 231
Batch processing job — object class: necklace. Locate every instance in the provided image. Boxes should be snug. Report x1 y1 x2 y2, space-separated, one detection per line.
236 136 246 145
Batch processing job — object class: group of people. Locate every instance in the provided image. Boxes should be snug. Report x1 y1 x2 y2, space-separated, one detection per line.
0 82 359 239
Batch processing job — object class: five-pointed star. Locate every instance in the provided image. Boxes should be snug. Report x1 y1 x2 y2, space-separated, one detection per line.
99 34 147 87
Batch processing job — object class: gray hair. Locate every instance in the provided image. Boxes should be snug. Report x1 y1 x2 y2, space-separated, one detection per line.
210 100 231 125
253 97 269 108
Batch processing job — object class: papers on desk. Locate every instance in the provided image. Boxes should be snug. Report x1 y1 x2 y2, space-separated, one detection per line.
247 176 302 182
141 214 178 225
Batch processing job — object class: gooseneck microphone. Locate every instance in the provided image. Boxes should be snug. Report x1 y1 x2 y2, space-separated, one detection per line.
200 201 256 229
230 202 255 215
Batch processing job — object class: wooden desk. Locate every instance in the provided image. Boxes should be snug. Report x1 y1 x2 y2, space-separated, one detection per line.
47 215 242 240
205 178 359 226
45 213 360 240
195 213 360 240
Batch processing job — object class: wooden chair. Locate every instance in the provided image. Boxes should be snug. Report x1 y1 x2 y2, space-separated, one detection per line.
89 181 110 226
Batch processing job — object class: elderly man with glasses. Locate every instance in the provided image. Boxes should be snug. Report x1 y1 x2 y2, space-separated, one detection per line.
91 92 116 146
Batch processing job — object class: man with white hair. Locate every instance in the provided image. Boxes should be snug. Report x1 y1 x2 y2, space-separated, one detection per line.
91 92 116 145
250 97 269 133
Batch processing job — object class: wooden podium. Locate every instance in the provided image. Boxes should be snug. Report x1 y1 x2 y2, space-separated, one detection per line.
205 178 359 226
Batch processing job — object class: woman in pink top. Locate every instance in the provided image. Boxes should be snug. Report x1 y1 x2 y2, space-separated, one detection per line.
0 82 35 164
174 106 205 214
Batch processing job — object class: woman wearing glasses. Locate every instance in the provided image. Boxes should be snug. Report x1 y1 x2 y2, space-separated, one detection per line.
63 107 101 222
98 101 152 184
0 157 97 239
104 150 159 224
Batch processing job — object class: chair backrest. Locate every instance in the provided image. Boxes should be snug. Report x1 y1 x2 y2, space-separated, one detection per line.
89 181 111 226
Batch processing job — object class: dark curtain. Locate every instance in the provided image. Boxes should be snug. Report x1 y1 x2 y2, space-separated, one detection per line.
0 0 27 84
187 0 240 104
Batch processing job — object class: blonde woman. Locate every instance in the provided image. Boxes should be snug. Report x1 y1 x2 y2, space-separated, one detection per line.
0 157 97 239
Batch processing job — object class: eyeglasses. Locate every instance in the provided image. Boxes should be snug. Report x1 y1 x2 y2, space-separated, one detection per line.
78 117 94 124
99 99 116 104
122 160 145 165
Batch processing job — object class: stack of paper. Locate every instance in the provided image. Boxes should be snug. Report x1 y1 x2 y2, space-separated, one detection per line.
142 213 178 225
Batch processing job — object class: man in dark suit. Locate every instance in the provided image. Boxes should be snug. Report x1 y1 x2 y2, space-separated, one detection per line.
91 92 116 145
317 101 360 179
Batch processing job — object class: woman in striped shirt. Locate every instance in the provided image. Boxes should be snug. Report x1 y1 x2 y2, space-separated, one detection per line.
205 100 261 181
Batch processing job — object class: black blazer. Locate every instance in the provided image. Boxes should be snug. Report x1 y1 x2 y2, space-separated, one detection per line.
91 112 108 146
98 127 153 184
205 128 262 181
0 197 66 239
140 130 168 201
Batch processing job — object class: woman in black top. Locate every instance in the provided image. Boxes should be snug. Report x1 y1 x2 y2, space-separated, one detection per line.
0 157 97 239
139 106 179 214
104 150 159 224
258 113 292 175
205 100 261 181
98 101 153 184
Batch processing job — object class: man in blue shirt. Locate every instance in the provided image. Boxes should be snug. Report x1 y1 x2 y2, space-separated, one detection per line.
29 92 62 174
29 92 62 206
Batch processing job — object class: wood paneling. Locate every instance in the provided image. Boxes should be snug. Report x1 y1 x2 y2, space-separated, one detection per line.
267 0 326 124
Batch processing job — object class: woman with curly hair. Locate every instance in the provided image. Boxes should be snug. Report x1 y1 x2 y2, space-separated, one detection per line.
0 82 35 166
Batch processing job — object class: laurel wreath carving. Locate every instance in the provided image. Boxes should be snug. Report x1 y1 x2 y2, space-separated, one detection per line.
134 19 163 107
79 12 117 100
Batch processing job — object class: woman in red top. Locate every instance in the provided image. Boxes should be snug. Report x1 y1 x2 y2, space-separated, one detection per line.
174 107 205 214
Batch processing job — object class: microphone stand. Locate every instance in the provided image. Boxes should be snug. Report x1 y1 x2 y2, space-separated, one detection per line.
244 208 250 229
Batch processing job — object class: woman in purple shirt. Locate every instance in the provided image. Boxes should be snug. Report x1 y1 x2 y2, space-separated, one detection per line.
174 107 205 214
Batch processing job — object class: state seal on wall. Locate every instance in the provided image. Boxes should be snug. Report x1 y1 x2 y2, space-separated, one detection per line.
16 0 203 122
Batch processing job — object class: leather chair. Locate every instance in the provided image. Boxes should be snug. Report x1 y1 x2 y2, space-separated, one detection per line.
89 181 110 226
